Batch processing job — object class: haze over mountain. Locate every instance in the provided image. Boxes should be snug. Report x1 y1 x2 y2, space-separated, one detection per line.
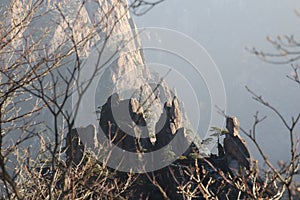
133 0 300 164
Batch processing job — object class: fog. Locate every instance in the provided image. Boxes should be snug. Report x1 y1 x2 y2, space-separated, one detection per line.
133 0 300 164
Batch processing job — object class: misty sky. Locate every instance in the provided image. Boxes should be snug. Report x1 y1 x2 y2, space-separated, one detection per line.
133 0 300 164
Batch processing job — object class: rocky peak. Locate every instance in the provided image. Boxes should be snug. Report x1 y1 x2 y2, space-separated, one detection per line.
224 116 251 172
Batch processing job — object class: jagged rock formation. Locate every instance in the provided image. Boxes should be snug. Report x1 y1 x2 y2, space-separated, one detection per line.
66 93 193 161
224 116 251 172
64 95 245 199
99 93 152 153
98 94 189 155
65 96 283 199
153 97 183 150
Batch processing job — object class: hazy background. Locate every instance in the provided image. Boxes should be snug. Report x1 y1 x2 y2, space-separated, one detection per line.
133 0 300 165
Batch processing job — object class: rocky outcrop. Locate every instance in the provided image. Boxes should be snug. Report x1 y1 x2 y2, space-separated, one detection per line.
99 93 152 153
66 93 194 161
98 93 189 154
65 95 281 199
153 97 183 150
224 116 251 173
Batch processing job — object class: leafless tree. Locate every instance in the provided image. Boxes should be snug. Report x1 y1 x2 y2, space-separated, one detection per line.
243 13 300 200
0 0 163 199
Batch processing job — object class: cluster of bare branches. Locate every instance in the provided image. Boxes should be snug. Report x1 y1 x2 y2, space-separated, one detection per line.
142 156 287 199
249 35 300 64
0 0 148 199
248 34 300 86
242 16 300 200
238 87 300 200
129 0 165 16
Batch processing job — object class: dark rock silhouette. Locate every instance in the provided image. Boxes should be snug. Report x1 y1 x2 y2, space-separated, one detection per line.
224 116 251 172
99 93 152 153
65 95 257 199
153 96 183 150
99 94 190 154
218 141 225 157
